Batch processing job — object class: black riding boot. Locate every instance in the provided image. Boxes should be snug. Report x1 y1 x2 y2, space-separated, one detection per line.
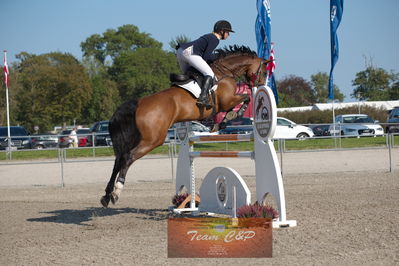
197 75 213 108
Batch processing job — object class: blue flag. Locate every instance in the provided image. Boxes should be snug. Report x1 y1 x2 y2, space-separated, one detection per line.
255 0 278 104
328 0 344 100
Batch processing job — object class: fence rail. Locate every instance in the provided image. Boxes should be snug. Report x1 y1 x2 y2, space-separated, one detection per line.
1 132 398 187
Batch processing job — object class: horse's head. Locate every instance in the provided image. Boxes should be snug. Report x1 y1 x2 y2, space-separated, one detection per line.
212 45 269 88
247 57 269 88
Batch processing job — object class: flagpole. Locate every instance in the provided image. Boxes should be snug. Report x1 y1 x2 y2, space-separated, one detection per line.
332 99 337 148
6 81 11 150
3 50 11 158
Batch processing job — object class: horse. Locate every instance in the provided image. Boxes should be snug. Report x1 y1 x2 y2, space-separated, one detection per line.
101 45 269 207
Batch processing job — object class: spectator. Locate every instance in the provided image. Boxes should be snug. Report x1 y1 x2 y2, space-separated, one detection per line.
69 127 78 148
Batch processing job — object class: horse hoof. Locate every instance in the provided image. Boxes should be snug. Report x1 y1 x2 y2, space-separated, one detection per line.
219 122 227 130
110 192 119 205
100 195 110 208
211 124 219 133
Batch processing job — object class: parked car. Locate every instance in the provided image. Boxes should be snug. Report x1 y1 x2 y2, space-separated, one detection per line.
387 107 399 133
59 128 92 148
219 117 314 139
31 133 58 149
87 121 111 146
58 130 73 148
0 126 32 150
274 117 314 139
166 121 217 142
76 128 91 147
329 114 384 137
218 117 253 135
308 124 331 137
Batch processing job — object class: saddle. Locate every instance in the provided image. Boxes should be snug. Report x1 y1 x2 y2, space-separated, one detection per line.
169 67 204 87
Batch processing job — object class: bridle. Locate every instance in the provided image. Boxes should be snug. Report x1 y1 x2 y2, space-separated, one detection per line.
250 59 270 87
212 62 238 81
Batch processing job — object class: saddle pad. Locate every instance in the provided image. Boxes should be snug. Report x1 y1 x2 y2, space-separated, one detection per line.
174 80 217 98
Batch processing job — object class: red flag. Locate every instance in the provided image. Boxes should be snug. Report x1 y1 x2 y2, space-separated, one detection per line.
266 44 275 76
3 51 9 89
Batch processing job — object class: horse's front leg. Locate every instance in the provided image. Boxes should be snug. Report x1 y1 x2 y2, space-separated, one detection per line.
214 94 250 132
234 94 251 117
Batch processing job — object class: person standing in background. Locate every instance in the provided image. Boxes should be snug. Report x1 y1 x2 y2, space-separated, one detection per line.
69 127 78 148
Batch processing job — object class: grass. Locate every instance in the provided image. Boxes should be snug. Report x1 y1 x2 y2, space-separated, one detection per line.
194 135 396 152
1 135 397 161
0 145 170 161
281 135 392 151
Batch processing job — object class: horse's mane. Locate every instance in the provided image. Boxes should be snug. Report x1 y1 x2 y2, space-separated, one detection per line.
213 45 258 61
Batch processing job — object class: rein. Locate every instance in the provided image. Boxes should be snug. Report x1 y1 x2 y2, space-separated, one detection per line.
250 60 264 87
212 62 239 80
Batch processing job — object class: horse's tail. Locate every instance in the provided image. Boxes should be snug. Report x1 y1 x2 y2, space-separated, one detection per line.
109 100 142 164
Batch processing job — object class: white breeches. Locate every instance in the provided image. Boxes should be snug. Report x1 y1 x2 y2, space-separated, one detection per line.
177 46 215 78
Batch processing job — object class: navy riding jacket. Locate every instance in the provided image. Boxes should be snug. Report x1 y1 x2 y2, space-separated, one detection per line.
179 33 219 62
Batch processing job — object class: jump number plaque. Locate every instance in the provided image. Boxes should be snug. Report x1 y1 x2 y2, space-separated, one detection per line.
253 86 276 141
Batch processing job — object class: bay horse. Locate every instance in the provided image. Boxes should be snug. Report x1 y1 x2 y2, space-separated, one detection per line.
101 45 269 207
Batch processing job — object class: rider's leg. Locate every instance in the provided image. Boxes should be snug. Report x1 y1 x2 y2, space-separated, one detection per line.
197 75 213 107
184 55 215 107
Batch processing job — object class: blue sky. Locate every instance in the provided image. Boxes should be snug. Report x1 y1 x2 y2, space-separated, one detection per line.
1 0 398 102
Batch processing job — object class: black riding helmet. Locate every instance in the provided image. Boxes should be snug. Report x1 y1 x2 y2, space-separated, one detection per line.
213 20 235 33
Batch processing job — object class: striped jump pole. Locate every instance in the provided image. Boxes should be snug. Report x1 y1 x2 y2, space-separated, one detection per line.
190 151 253 158
189 133 253 142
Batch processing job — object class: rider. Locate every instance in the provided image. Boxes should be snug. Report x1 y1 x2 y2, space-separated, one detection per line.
176 20 234 107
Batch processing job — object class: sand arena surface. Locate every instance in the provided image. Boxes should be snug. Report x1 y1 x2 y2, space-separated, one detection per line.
0 149 398 265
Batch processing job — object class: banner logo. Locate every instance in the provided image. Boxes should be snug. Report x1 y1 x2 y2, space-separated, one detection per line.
168 218 272 258
330 5 337 21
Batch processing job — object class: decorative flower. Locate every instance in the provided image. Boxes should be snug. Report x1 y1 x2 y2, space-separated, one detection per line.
237 202 279 219
172 193 189 207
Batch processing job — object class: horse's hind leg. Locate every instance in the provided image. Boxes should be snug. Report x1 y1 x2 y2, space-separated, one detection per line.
110 153 133 204
101 156 122 207
109 139 162 205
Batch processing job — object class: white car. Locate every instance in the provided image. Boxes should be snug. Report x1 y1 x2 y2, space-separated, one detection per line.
329 114 384 137
165 121 217 142
273 117 314 139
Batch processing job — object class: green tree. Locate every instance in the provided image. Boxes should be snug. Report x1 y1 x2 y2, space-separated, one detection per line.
81 24 162 65
351 66 394 100
110 48 180 99
82 24 179 101
81 57 121 124
277 75 316 107
310 72 344 102
14 52 92 131
388 73 399 100
168 34 191 53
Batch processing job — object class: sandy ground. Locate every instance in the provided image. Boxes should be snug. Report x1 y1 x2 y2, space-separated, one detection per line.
0 148 398 265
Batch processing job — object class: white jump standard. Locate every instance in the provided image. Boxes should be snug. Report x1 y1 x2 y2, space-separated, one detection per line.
173 86 296 228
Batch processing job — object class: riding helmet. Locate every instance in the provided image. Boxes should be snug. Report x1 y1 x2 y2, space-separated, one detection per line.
214 20 235 33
